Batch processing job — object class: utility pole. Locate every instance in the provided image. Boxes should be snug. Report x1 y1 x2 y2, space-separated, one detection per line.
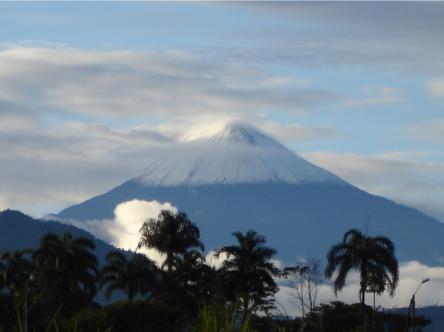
404 278 429 332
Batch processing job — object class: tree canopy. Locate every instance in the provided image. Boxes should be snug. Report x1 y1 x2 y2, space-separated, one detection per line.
138 210 204 274
216 230 280 318
325 228 399 306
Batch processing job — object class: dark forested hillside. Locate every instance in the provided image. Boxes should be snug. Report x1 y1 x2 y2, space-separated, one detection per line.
0 209 116 262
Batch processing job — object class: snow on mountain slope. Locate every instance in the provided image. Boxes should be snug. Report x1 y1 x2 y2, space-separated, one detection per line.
134 122 346 186
56 121 444 266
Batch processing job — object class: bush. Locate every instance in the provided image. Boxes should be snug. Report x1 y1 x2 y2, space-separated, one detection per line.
63 300 178 332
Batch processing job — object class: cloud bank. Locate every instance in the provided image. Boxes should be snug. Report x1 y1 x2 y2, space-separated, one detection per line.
240 2 444 75
0 45 335 121
276 260 444 317
62 199 177 265
302 151 444 223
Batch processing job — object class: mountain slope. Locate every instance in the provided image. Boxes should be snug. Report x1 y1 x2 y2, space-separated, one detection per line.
134 122 345 186
58 181 444 265
0 209 116 262
57 122 444 265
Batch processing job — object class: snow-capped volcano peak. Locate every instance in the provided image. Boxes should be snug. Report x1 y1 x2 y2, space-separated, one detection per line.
180 122 282 147
134 123 346 186
188 122 283 148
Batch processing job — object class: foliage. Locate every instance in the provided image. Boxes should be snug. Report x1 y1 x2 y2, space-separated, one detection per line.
0 250 33 292
173 249 221 306
300 301 429 332
100 251 160 301
0 213 420 332
216 230 280 318
191 299 256 332
0 293 16 331
325 229 399 305
138 209 204 274
63 300 178 332
32 232 99 319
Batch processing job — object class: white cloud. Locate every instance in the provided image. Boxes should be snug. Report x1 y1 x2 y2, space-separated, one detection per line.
111 199 177 252
205 250 229 269
58 199 177 266
276 260 444 317
179 120 336 144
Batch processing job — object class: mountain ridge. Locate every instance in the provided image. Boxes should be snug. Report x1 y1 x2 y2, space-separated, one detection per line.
0 209 117 262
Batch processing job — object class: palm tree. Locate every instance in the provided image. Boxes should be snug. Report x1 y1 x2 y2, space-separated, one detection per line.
0 250 33 292
216 230 280 319
33 232 98 317
100 251 160 301
138 210 204 275
325 229 399 306
0 250 34 331
174 250 206 286
174 250 218 304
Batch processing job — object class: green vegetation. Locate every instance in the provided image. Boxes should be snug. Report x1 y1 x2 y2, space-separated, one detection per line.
100 251 160 301
325 229 399 306
138 210 204 275
216 230 280 320
191 300 254 332
0 211 428 331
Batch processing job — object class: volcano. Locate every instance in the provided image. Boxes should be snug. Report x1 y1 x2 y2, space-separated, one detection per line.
57 122 444 265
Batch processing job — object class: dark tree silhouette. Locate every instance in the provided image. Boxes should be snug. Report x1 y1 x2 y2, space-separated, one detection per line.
33 232 98 317
174 249 219 304
100 251 160 301
138 210 204 275
0 250 33 292
216 230 280 319
325 229 399 306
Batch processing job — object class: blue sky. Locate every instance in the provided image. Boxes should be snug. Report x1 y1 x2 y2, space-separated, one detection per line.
0 2 444 221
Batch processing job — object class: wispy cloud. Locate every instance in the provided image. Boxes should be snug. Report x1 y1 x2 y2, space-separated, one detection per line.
343 86 403 108
238 2 444 75
427 79 444 98
258 121 337 143
0 45 337 121
302 151 444 222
